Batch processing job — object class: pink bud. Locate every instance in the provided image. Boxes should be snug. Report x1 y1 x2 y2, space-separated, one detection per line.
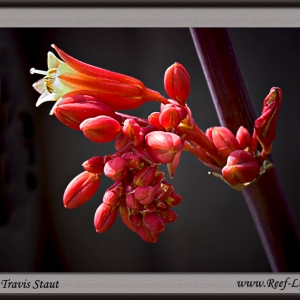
159 104 187 130
119 203 137 233
134 186 155 205
94 203 118 233
80 115 121 143
133 166 156 187
104 157 127 181
254 87 282 154
222 150 260 185
122 152 142 170
143 213 165 233
82 156 104 174
125 193 136 209
212 127 242 159
53 94 119 130
154 183 174 201
103 183 123 208
164 62 190 105
236 126 251 149
122 118 143 145
165 192 182 207
148 112 164 130
129 214 142 228
115 134 129 151
156 208 178 223
63 171 100 209
145 131 183 164
206 127 213 140
136 226 159 243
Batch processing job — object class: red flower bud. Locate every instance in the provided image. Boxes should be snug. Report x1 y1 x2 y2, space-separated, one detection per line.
80 115 121 143
119 203 137 233
134 186 155 205
133 166 156 187
164 62 190 105
143 213 165 233
122 152 142 170
53 94 119 130
103 182 123 208
154 183 174 201
125 193 136 209
122 118 143 145
148 112 164 130
212 127 242 159
82 156 104 174
254 87 282 154
165 192 182 207
63 171 100 209
145 131 183 164
222 150 260 185
156 208 178 223
94 203 118 233
115 134 129 151
104 157 127 181
236 126 251 149
206 127 213 140
136 226 159 243
159 104 187 130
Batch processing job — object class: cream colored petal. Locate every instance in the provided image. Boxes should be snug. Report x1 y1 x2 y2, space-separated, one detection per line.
32 78 46 94
47 51 64 69
36 92 59 107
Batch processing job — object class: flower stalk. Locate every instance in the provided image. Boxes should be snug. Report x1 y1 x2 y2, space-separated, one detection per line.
190 27 300 271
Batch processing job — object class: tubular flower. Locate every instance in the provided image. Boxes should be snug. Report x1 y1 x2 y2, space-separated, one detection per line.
30 44 169 112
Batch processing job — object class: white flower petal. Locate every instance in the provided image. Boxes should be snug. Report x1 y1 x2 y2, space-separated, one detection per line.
47 51 64 69
36 92 59 107
32 78 46 94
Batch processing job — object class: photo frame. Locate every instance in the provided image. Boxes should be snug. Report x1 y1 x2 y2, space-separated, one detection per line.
1 1 300 299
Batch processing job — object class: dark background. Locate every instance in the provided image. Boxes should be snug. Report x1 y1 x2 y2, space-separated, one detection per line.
1 28 300 272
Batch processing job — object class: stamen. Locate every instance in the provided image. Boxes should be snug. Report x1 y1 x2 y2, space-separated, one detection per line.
30 68 48 76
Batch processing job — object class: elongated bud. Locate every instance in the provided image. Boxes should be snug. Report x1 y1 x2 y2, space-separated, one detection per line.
145 131 183 164
159 104 187 130
103 182 123 208
164 62 190 105
82 156 104 174
53 94 119 130
94 203 118 233
212 127 242 159
63 171 100 209
254 87 282 154
119 203 137 233
148 112 164 130
133 166 156 187
143 213 165 233
134 186 155 205
222 150 260 185
122 118 143 145
236 126 251 149
104 157 127 181
80 115 121 143
206 127 213 140
136 226 159 243
156 208 178 223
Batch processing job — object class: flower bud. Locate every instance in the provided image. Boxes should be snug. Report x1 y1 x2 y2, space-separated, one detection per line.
129 214 142 228
80 115 121 143
53 94 119 130
119 203 137 232
154 183 174 201
165 192 182 207
94 203 118 233
236 126 251 149
159 104 187 130
122 152 142 170
133 166 156 187
212 127 242 159
115 134 129 151
104 157 127 181
134 186 155 205
143 213 165 233
136 226 159 243
122 118 143 145
125 193 136 209
148 112 164 130
103 182 123 208
63 171 100 209
222 150 260 185
156 208 178 223
254 87 282 154
164 62 190 105
206 127 213 140
82 156 104 174
145 131 183 164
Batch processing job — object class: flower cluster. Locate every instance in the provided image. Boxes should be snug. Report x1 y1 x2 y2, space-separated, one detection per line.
31 45 282 242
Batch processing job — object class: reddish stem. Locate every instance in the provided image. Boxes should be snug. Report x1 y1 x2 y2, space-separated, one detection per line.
190 28 300 271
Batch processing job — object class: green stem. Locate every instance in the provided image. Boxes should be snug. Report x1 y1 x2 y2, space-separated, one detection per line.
190 28 300 271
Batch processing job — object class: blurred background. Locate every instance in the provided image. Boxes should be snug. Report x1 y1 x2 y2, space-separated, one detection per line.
1 28 300 272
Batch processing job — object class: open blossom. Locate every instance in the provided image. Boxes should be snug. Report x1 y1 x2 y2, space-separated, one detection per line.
30 44 169 114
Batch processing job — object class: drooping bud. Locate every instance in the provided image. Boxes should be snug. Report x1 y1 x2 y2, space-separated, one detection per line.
222 150 260 185
154 183 174 201
103 182 123 208
165 192 182 207
82 156 104 174
134 186 155 205
104 157 127 181
80 115 121 143
119 203 137 232
133 166 156 187
63 171 100 209
236 126 251 149
142 213 165 233
136 226 159 243
159 104 187 130
164 62 190 106
53 94 119 130
254 87 282 154
148 112 164 130
156 208 178 223
145 131 183 164
122 118 143 145
212 127 242 159
94 203 118 233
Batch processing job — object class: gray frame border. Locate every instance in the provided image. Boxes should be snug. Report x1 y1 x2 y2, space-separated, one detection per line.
1 6 300 296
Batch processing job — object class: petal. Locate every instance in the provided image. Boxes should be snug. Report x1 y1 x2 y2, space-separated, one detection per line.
36 91 59 107
47 51 64 69
32 78 46 94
